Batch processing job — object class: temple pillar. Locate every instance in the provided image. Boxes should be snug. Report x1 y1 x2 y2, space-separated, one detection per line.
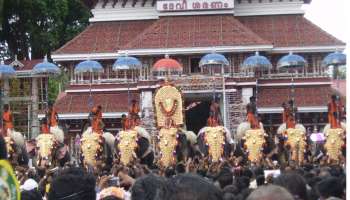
241 87 253 105
140 90 156 148
31 77 40 138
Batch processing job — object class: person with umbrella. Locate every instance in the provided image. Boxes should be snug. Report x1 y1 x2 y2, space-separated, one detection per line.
90 106 104 135
286 100 298 129
129 99 140 123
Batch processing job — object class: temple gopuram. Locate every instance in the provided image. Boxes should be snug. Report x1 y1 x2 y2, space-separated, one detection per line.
50 0 345 137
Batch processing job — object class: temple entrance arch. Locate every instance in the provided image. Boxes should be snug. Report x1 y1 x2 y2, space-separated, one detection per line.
184 93 214 134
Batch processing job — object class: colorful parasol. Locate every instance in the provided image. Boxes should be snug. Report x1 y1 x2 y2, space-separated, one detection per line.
199 52 230 127
152 55 182 77
0 61 16 78
322 51 346 89
322 51 346 67
241 52 272 112
277 52 306 72
241 52 272 72
74 59 104 108
277 52 307 106
32 56 61 76
113 55 142 105
32 56 61 109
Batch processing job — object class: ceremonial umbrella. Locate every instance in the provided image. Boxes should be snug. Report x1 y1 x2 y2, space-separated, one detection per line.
199 52 229 127
113 55 142 106
74 59 104 108
32 56 61 109
242 52 272 109
152 55 183 78
0 61 16 130
277 52 307 102
322 51 346 88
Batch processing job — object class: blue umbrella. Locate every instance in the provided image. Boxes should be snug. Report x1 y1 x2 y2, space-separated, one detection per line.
74 60 104 74
113 55 142 106
277 52 306 71
32 56 61 76
199 52 230 127
322 51 346 67
0 61 16 78
277 52 307 104
32 56 61 110
113 56 142 70
241 52 272 71
322 51 347 89
199 53 229 68
241 52 272 112
75 59 104 108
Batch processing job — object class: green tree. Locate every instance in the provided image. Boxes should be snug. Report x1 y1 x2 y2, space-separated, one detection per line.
0 0 90 59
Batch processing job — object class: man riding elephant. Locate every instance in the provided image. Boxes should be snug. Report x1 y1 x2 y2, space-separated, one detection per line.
323 95 346 163
81 106 114 171
197 111 234 162
35 117 68 168
277 100 306 165
2 104 28 167
236 96 266 164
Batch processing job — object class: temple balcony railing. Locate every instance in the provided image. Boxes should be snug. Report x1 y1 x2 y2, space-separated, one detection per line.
69 71 331 86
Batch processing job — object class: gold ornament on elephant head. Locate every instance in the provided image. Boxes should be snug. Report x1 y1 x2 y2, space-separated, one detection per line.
36 134 55 160
158 127 178 167
203 126 225 162
243 129 266 163
4 137 14 158
324 128 345 163
117 130 138 165
81 133 102 167
285 128 306 165
154 85 183 127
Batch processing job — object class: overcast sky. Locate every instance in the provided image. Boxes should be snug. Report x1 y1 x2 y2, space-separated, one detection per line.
303 0 348 55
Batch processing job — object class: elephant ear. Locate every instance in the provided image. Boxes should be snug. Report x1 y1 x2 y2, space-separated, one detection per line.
103 132 115 150
134 126 151 143
10 130 25 148
236 122 251 140
295 123 306 133
277 123 287 135
183 131 197 145
50 126 64 143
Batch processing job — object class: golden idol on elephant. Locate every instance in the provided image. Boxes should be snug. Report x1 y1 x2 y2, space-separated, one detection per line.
154 84 184 167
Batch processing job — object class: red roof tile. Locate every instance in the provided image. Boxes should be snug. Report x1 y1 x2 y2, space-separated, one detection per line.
238 15 345 47
55 92 140 114
54 20 155 54
257 85 336 107
5 59 43 71
125 15 270 49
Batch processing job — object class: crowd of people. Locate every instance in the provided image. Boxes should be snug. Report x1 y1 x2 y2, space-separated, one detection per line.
3 146 345 200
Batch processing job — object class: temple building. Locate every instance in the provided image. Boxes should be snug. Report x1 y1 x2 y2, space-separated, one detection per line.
51 0 346 136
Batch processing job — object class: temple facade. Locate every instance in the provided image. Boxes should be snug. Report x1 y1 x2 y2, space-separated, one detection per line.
51 0 345 136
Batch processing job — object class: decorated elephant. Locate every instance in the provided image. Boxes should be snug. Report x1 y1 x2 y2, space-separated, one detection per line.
116 124 154 167
80 127 115 170
322 122 346 163
35 118 69 168
277 123 307 165
197 126 233 162
3 129 28 167
237 121 266 163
